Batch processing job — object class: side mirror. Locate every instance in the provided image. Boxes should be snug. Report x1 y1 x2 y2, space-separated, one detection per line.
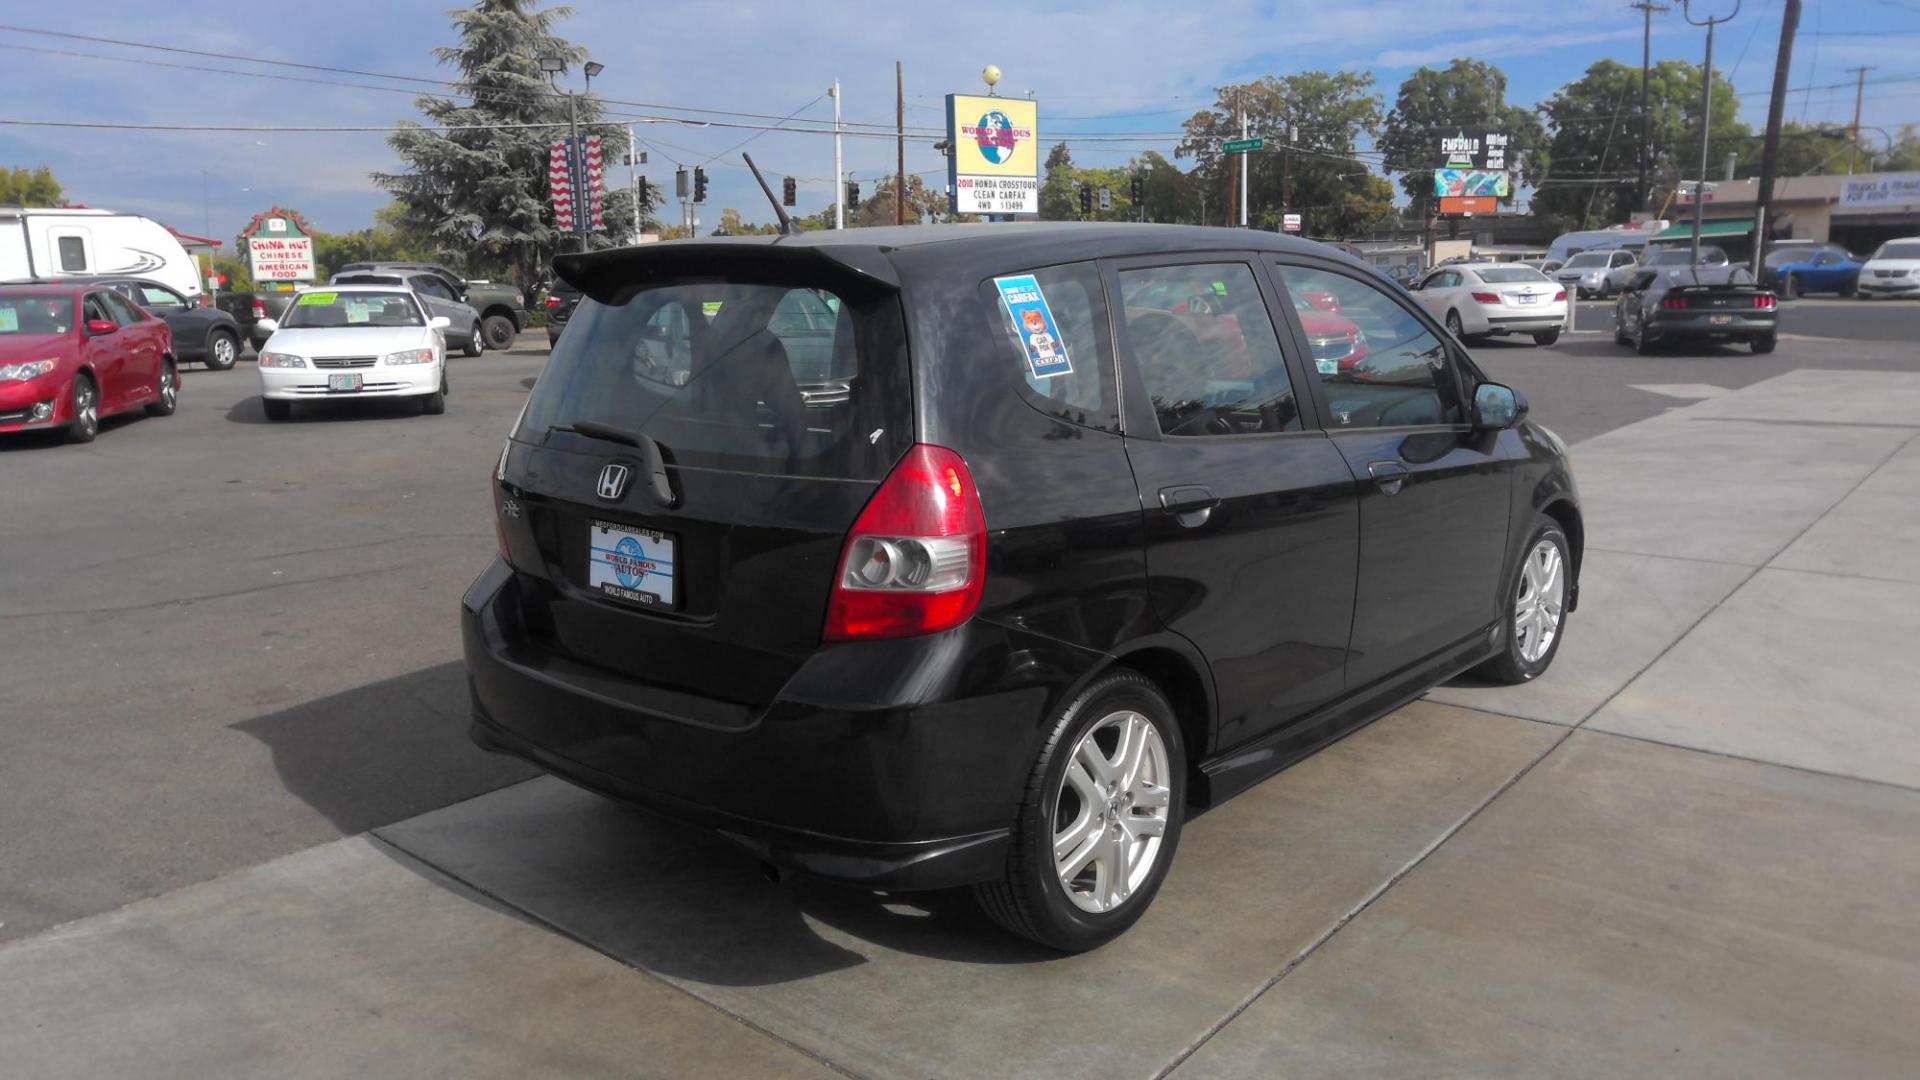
256 318 279 334
1473 382 1526 430
429 315 452 330
85 319 118 336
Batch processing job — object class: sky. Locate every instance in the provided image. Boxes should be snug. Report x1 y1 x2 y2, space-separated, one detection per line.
2 0 1917 246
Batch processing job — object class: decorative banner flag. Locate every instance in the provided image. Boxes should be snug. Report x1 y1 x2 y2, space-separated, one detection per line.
583 135 606 232
549 140 576 231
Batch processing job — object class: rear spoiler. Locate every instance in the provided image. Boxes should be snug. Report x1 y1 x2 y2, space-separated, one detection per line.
552 241 901 304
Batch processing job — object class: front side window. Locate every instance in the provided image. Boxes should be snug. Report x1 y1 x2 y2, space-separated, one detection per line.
82 294 112 325
281 290 424 328
1117 262 1300 437
101 291 145 326
411 276 455 301
983 261 1117 431
1274 265 1462 429
57 235 87 271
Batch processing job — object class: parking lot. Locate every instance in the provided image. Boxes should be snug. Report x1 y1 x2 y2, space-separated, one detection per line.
3 301 1918 1078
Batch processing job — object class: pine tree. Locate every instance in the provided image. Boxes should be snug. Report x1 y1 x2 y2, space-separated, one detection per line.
374 0 635 287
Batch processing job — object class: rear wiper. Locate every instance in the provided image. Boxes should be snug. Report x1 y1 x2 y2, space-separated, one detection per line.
547 422 678 508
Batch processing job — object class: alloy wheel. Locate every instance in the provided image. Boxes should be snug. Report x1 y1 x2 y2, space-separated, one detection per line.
1051 710 1172 914
160 366 177 408
75 381 97 434
212 334 235 367
1513 538 1566 664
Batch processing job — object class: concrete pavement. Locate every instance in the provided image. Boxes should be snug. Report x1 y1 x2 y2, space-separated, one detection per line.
3 368 1918 1078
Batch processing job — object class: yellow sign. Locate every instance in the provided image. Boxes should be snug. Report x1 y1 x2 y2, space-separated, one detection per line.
947 94 1039 215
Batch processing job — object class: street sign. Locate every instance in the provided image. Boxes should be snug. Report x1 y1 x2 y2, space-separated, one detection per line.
1223 137 1265 154
1282 212 1302 233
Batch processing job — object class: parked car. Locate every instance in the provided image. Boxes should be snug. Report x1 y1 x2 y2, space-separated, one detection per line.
216 287 299 351
254 285 450 420
335 262 528 349
465 223 1582 952
1855 237 1920 299
79 277 244 371
1290 292 1371 374
1412 262 1567 345
330 270 484 356
544 280 582 347
1553 248 1636 298
1612 265 1777 353
0 282 178 443
1761 246 1862 298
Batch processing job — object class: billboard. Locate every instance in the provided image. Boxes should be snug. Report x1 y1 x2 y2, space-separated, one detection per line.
1438 196 1499 215
1439 130 1510 171
948 94 1039 216
1839 171 1920 210
1433 169 1511 198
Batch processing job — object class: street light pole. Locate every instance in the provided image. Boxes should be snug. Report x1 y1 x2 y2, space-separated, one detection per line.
1683 1 1739 268
831 80 844 230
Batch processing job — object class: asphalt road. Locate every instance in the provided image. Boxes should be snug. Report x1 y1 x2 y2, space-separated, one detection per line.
0 311 1915 944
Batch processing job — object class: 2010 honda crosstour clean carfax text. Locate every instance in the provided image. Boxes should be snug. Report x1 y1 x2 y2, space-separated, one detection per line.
462 224 1582 952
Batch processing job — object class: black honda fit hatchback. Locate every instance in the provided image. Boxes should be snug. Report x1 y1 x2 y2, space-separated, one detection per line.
464 223 1581 952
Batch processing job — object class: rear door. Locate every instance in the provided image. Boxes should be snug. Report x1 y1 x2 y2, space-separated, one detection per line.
1107 255 1359 749
495 264 913 711
1268 259 1514 688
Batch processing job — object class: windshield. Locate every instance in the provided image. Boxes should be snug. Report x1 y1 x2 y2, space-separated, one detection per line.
518 278 910 480
1564 252 1610 268
1476 267 1549 284
1874 241 1920 260
281 290 423 329
0 292 74 334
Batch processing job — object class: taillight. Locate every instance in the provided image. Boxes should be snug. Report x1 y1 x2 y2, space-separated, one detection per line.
1662 297 1689 309
824 444 986 642
1471 291 1500 303
1553 289 1567 302
251 299 267 320
545 295 564 310
1754 293 1776 309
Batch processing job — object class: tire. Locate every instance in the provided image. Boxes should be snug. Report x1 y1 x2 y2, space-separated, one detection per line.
262 398 291 422
1634 320 1656 355
421 370 448 415
462 322 483 358
146 359 178 417
1839 279 1857 298
482 314 517 351
1599 280 1614 299
204 329 239 371
1473 516 1571 685
1532 328 1561 347
1751 334 1777 354
68 373 99 444
1445 310 1465 340
973 670 1186 953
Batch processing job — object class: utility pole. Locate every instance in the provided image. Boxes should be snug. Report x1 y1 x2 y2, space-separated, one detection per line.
831 80 844 229
893 62 906 226
1280 122 1293 224
1683 0 1740 267
627 123 641 245
1847 66 1873 173
1752 0 1798 274
1631 2 1671 213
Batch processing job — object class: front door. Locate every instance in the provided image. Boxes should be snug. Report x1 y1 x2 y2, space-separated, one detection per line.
1268 260 1514 688
409 275 466 341
1108 256 1359 751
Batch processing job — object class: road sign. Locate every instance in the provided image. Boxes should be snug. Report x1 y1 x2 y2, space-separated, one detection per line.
1282 212 1302 233
1223 137 1265 154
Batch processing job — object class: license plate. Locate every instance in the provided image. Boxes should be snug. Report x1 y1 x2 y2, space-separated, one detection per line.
588 520 675 608
1519 293 1538 304
327 373 363 392
1709 314 1733 325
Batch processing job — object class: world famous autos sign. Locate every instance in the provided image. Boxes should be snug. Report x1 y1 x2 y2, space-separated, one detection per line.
948 94 1039 216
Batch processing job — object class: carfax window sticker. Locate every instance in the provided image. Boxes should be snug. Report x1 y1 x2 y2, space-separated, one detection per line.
993 273 1073 379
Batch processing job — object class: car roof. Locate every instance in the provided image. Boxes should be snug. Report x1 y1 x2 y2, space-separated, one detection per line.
0 280 101 294
1450 262 1546 272
297 283 418 293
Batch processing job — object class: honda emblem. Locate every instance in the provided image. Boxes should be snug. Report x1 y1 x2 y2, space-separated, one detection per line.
596 463 631 502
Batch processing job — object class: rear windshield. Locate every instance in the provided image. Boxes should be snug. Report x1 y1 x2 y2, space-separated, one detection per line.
0 292 74 334
519 279 911 479
1475 267 1548 283
282 291 423 328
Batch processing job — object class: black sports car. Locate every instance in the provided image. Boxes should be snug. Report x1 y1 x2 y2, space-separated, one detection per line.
1613 265 1778 354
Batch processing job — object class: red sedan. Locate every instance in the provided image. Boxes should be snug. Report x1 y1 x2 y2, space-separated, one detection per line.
0 284 177 443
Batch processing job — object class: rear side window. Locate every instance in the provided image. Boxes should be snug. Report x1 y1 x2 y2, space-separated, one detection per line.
983 261 1117 431
57 236 87 271
521 279 910 480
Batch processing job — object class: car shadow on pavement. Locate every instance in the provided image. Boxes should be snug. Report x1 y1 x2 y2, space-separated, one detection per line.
233 661 1056 985
226 395 433 425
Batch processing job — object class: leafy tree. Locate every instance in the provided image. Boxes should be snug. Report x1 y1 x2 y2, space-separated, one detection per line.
211 254 253 292
851 173 957 227
374 0 633 288
1379 59 1548 218
0 166 63 205
1534 59 1748 231
711 207 778 236
1177 72 1384 236
309 202 435 278
1131 151 1196 225
1880 125 1920 172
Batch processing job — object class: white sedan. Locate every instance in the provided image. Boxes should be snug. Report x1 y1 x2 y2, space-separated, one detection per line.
1411 263 1569 346
254 285 451 420
1857 237 1920 299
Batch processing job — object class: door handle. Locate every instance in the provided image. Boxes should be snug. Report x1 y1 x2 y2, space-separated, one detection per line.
1159 485 1219 528
1367 461 1410 496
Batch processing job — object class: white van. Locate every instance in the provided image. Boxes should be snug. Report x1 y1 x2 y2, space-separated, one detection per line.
0 207 202 301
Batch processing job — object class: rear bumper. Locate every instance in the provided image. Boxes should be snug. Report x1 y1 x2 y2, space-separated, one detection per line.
460 558 1103 889
1481 312 1566 334
1646 314 1775 340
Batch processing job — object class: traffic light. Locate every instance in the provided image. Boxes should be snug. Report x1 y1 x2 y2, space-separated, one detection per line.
1130 175 1145 204
1098 186 1113 212
782 175 796 207
636 180 653 213
692 167 709 203
846 181 861 208
1079 183 1092 216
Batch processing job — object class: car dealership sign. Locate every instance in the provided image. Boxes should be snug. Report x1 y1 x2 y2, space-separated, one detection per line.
1440 130 1509 171
1839 172 1920 210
